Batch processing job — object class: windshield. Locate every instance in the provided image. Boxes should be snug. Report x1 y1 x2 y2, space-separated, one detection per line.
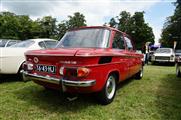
10 40 35 48
56 28 110 48
155 48 171 53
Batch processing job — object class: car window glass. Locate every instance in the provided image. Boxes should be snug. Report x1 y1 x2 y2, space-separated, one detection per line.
10 40 34 48
6 41 17 47
38 41 46 48
56 28 110 48
155 48 171 53
112 32 125 49
0 40 8 47
44 41 57 48
124 37 133 50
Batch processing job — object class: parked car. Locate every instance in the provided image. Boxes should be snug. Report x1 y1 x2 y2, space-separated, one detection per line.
175 49 181 77
151 48 175 65
0 39 19 47
0 39 57 75
22 26 144 105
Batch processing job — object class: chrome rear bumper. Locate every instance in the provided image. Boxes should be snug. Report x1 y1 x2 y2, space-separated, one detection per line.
22 71 96 87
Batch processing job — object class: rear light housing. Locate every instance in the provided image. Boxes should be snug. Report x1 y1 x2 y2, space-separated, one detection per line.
59 67 90 78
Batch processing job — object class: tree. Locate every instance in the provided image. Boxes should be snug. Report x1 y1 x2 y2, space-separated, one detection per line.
67 12 86 29
57 21 68 39
36 16 57 38
0 12 40 40
108 11 155 49
0 12 19 39
109 18 117 27
161 0 181 48
130 12 154 49
16 15 34 40
57 12 86 39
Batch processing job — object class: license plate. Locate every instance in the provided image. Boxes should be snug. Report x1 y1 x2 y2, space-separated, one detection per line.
36 64 56 74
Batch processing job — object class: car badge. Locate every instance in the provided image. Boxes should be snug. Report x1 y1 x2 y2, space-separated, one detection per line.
33 57 39 63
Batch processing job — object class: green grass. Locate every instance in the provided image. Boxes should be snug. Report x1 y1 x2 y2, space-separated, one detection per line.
0 65 181 120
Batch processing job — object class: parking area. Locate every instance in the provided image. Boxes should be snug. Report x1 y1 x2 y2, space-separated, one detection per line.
0 65 181 120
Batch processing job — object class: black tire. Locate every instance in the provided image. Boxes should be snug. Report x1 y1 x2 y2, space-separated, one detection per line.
135 66 143 80
176 64 181 77
170 62 175 66
96 74 117 105
17 62 25 81
152 61 156 65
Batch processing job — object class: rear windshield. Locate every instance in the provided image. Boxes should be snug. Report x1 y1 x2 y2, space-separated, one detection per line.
56 28 110 48
10 40 34 48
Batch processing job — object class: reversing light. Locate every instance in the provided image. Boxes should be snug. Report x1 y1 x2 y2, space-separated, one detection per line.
27 63 33 70
59 67 65 75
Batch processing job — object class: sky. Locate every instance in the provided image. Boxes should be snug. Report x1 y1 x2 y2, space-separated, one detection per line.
0 0 176 44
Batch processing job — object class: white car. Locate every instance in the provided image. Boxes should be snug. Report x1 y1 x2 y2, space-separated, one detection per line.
0 39 57 74
0 39 20 47
151 48 175 65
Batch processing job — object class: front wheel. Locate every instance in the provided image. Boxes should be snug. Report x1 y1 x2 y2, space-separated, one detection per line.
96 74 117 105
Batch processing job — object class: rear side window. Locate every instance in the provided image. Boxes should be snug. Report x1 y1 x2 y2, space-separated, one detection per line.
38 41 46 49
44 41 57 48
6 41 17 47
124 37 133 50
112 32 125 49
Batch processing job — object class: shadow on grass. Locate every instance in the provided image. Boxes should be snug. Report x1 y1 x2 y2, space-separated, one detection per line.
0 74 21 83
12 77 135 113
13 84 99 113
156 74 181 119
151 62 175 67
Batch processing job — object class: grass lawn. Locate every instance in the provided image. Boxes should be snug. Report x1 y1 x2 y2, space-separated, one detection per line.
0 65 181 120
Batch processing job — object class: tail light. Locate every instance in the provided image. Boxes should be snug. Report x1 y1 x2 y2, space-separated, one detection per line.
59 67 90 77
77 67 89 77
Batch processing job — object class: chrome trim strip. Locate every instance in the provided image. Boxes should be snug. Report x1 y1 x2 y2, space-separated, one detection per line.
62 79 96 87
22 71 60 84
22 71 96 87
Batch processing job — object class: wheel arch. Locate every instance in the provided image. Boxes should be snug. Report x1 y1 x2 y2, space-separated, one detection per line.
107 70 120 84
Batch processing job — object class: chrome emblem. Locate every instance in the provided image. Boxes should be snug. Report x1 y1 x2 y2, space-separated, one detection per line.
33 57 39 63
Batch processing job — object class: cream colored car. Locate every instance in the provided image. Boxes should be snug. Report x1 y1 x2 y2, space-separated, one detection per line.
0 39 57 74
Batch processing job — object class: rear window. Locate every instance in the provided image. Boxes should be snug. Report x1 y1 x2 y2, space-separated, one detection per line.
10 40 35 48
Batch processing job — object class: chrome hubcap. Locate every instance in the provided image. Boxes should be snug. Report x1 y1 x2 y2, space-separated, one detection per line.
140 68 143 77
106 76 116 99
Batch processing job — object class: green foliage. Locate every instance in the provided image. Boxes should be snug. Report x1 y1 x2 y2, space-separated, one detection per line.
0 12 86 40
161 0 181 48
57 12 87 39
0 12 19 39
108 11 155 49
1 66 181 119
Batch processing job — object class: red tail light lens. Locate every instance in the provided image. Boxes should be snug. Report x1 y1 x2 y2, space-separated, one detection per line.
59 67 90 77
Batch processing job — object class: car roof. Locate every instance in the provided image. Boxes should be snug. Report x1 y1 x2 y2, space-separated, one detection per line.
27 38 57 42
69 26 125 34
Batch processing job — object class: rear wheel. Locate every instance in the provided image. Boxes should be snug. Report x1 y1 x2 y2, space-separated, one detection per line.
135 66 143 80
96 74 117 105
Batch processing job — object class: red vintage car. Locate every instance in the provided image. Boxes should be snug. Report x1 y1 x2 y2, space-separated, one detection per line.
22 26 143 105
